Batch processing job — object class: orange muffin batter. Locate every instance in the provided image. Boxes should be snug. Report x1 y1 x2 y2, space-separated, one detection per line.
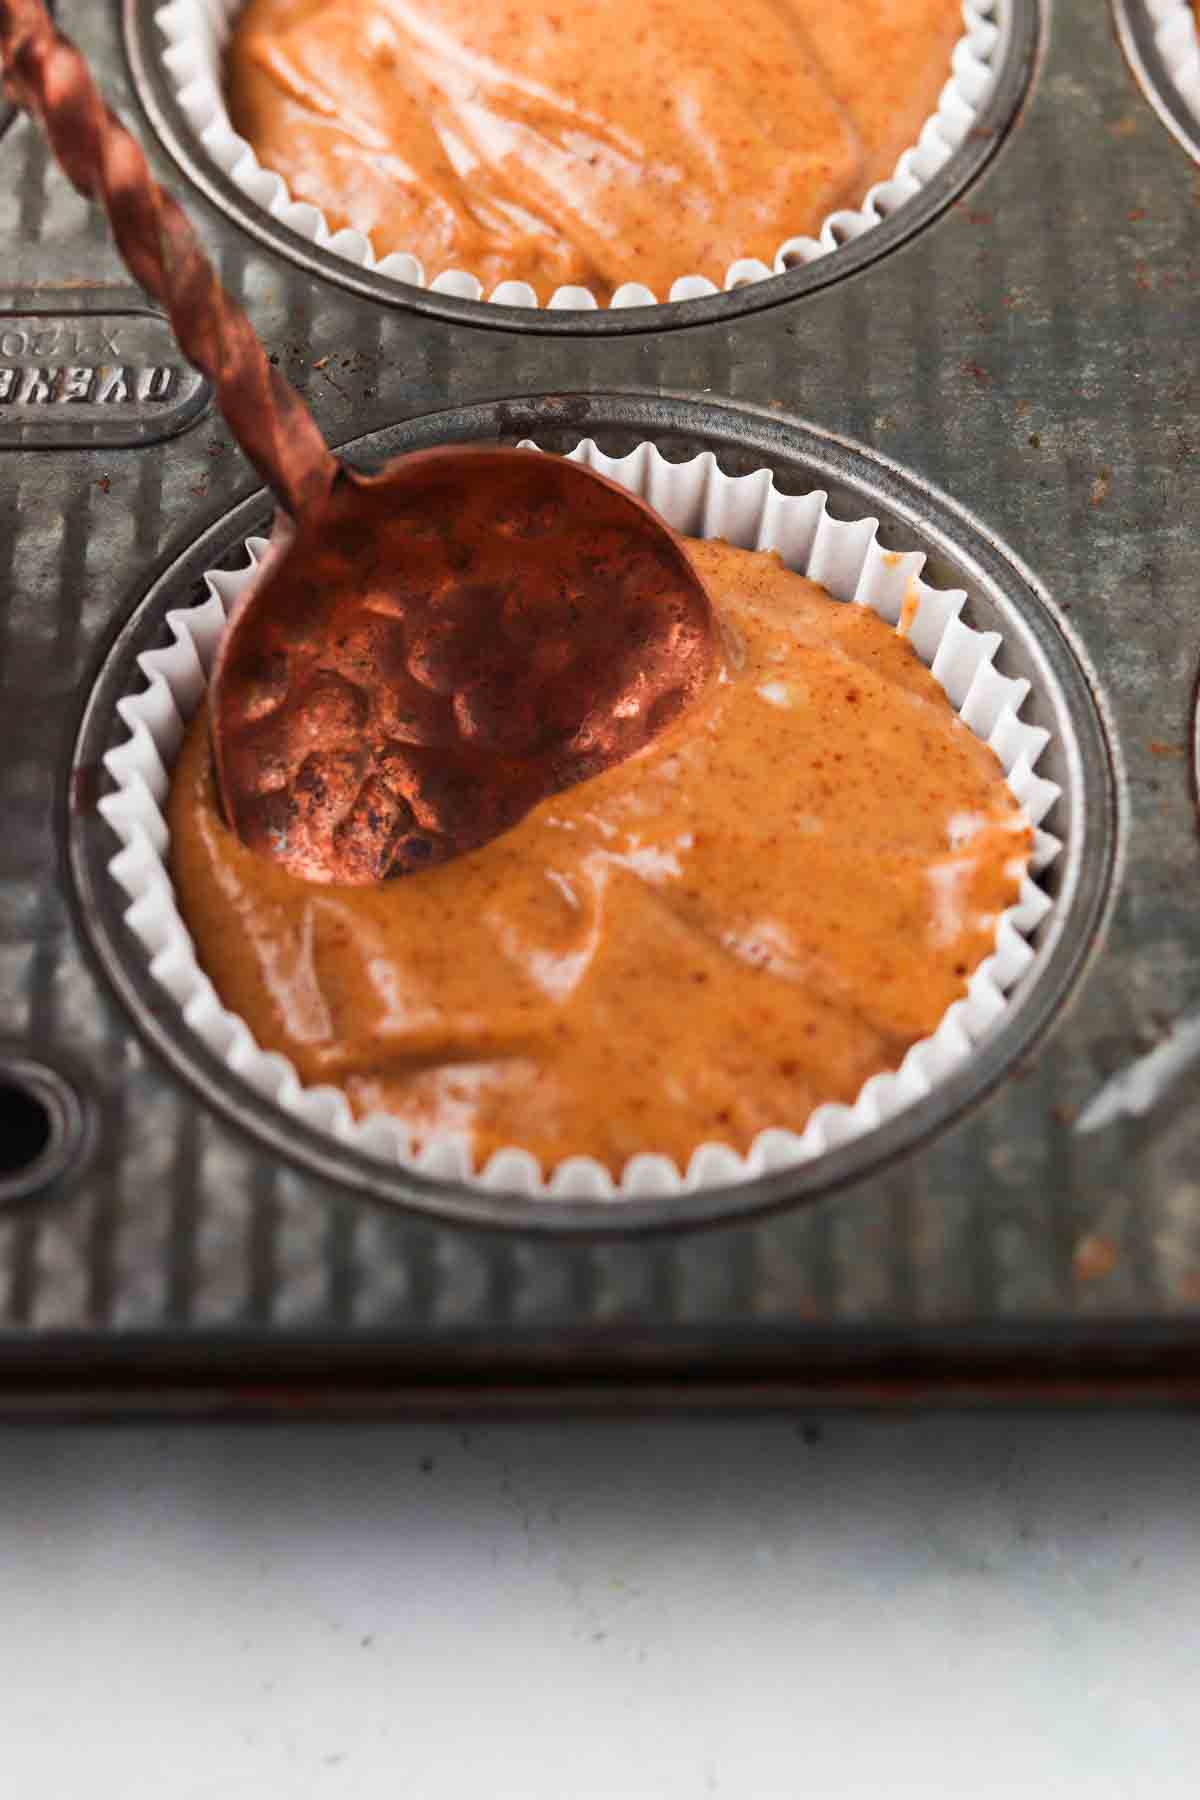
168 540 1031 1176
225 0 964 301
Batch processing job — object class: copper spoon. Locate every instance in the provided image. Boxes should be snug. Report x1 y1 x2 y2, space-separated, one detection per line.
0 0 717 883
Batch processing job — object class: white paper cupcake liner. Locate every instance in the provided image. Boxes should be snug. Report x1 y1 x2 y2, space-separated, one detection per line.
99 441 1061 1200
1143 0 1200 115
155 0 1004 311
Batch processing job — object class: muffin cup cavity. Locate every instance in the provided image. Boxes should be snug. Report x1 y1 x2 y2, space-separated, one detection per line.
153 0 1005 311
98 441 1060 1202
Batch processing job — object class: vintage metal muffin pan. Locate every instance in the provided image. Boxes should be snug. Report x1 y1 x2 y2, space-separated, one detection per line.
2 0 1199 1409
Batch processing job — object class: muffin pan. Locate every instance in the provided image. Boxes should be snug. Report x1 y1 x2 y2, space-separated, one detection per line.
2 0 1200 1409
129 0 1040 332
75 398 1108 1226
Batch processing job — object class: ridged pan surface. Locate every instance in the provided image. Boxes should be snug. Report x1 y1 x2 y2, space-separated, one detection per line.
0 0 1198 1408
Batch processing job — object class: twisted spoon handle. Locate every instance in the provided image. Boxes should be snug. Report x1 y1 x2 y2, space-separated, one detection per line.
0 0 337 518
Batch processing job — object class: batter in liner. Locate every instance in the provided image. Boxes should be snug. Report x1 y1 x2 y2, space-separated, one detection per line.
226 0 966 300
169 539 1031 1175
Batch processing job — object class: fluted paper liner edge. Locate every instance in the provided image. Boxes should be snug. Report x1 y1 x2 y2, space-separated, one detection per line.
99 443 1061 1201
153 0 1004 311
1144 0 1200 116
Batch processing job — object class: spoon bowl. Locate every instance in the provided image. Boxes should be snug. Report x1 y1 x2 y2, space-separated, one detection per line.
212 447 717 883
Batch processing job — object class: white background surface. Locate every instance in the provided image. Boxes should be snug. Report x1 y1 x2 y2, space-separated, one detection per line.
3 1413 1198 1797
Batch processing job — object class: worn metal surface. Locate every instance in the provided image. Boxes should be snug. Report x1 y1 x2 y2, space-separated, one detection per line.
0 304 209 446
1 0 1199 1408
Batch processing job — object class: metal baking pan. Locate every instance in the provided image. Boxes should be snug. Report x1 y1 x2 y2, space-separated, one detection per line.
2 0 1199 1415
